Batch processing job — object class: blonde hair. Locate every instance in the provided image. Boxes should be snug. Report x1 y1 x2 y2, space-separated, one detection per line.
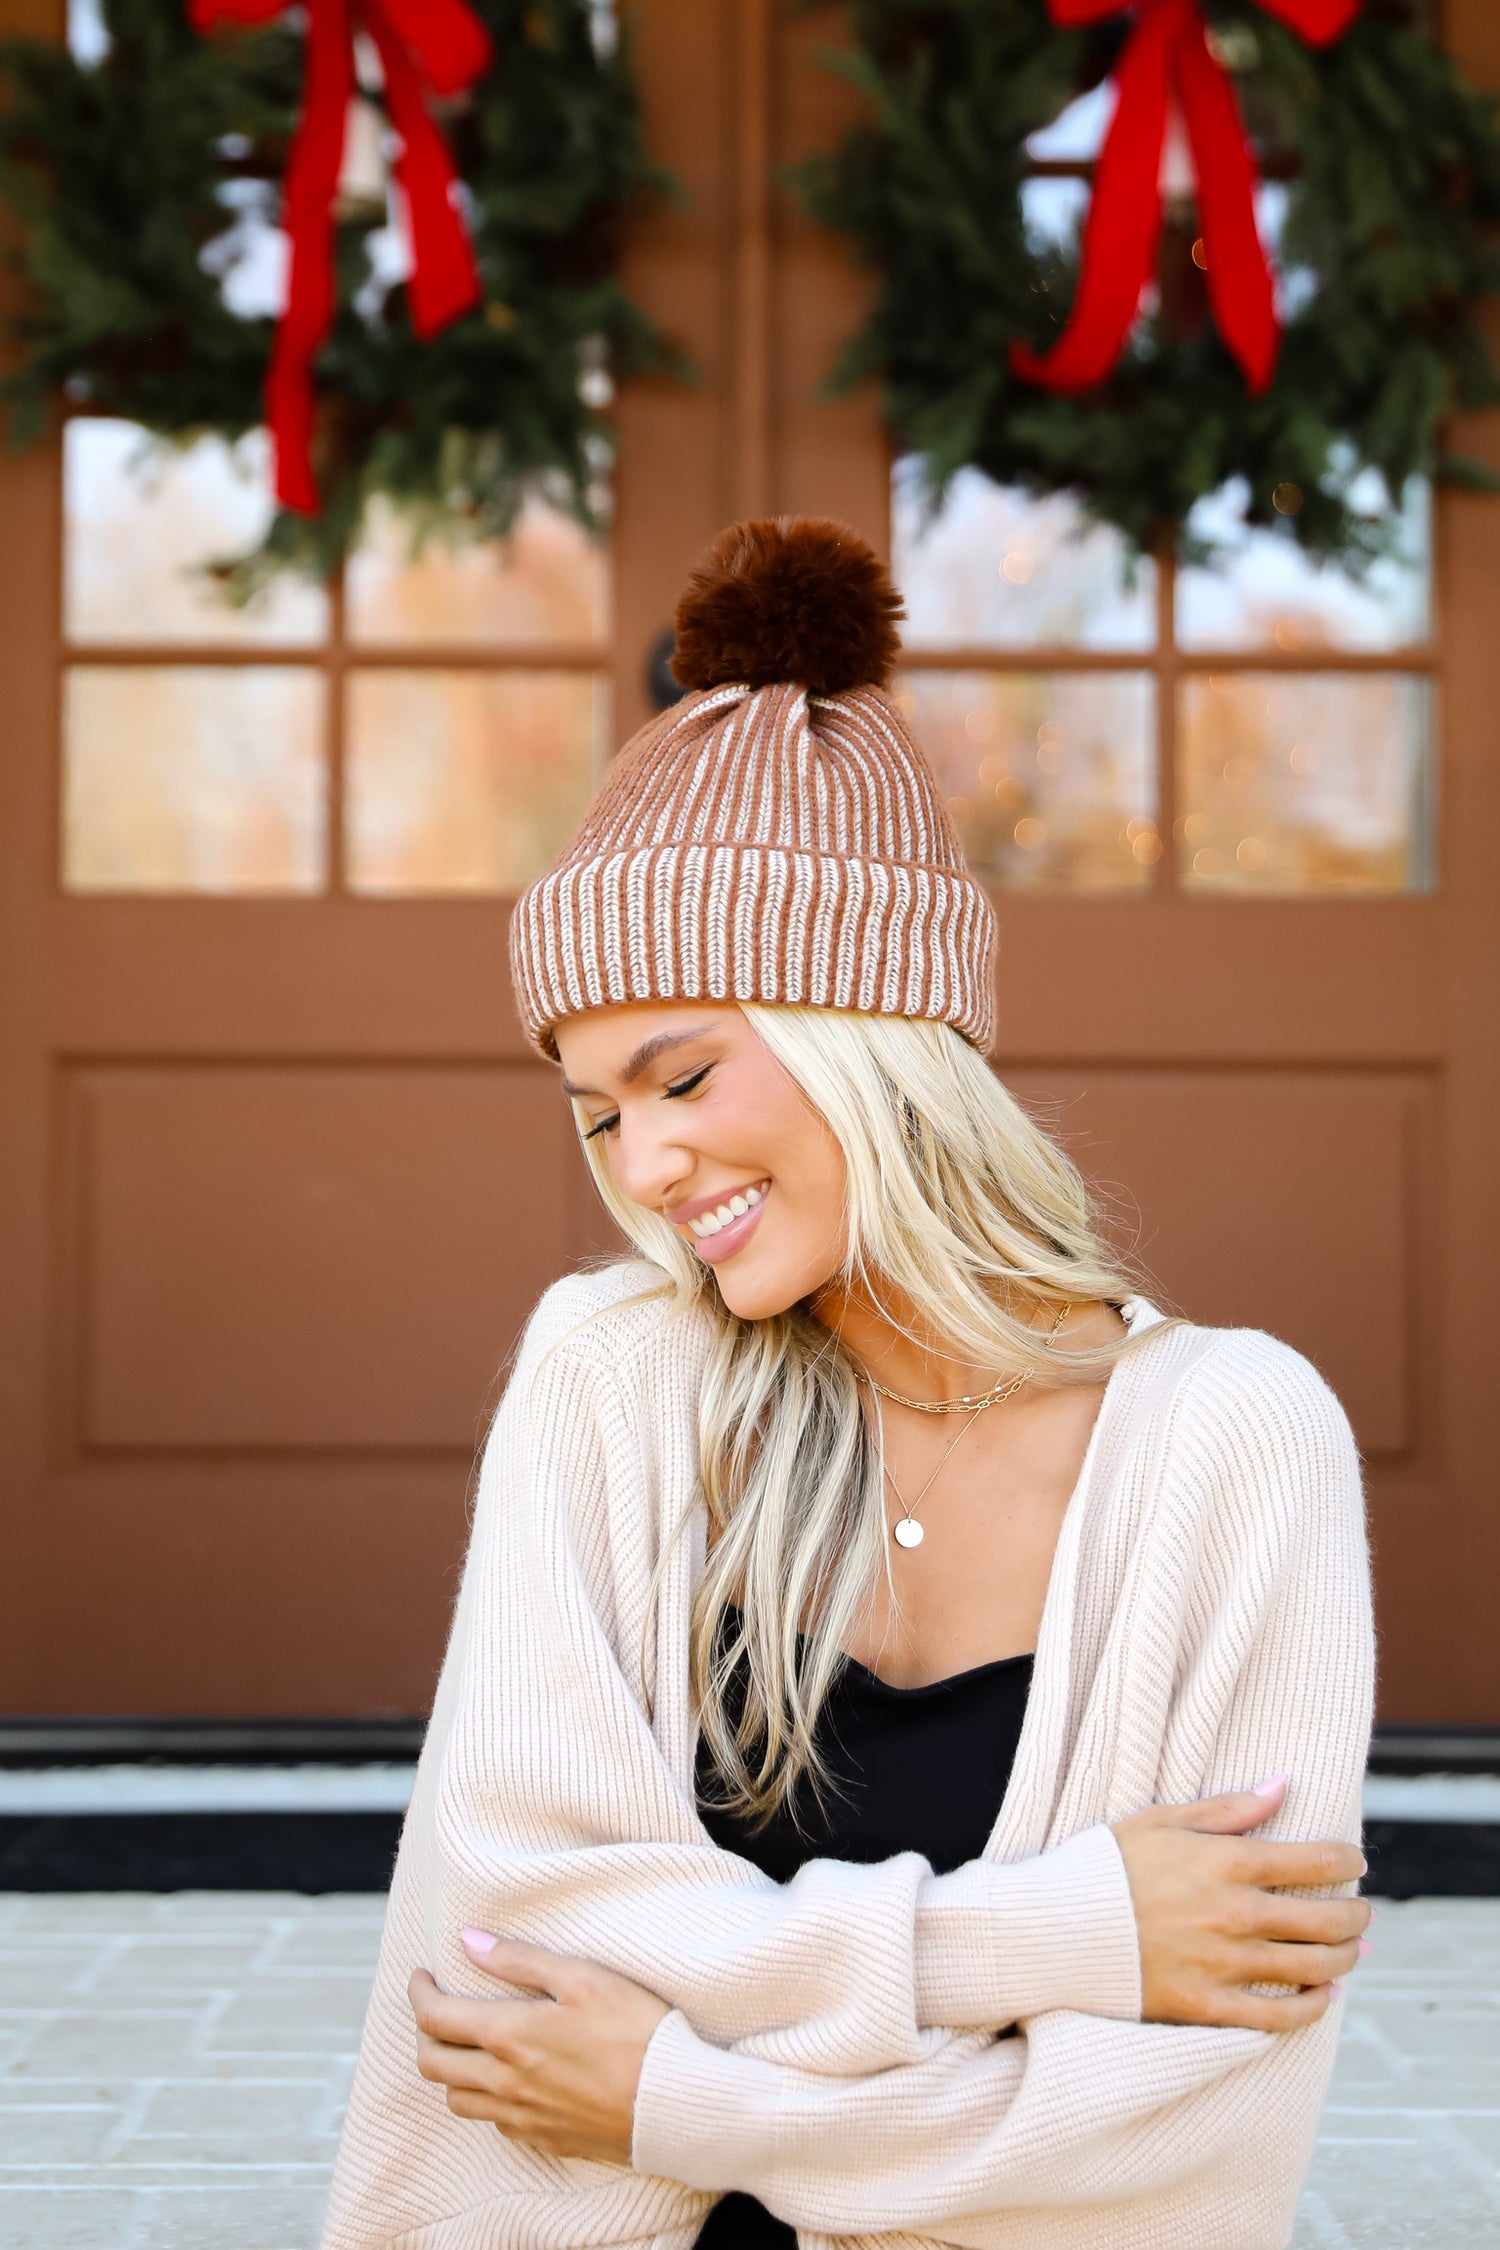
575 1004 1149 1828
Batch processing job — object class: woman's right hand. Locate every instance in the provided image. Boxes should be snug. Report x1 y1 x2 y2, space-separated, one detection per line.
1112 1775 1371 2031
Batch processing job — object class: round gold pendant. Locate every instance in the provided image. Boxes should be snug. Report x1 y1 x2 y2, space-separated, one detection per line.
893 1519 924 1549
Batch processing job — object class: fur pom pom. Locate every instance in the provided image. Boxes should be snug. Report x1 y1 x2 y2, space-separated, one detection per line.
671 516 904 697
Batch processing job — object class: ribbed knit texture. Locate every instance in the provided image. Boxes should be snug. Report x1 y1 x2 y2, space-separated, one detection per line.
509 683 997 1057
322 1267 1372 2250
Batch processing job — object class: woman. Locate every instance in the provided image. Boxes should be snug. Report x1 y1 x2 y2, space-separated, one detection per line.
323 518 1373 2250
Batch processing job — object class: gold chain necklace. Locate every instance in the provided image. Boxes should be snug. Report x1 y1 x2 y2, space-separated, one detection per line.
865 1303 1071 1416
881 1407 983 1550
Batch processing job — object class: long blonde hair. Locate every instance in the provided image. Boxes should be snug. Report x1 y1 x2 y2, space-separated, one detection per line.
575 1004 1149 1826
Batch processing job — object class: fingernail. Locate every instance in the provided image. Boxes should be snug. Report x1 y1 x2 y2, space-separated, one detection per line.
1369 1904 1379 1922
1358 1936 1372 1957
460 1927 498 1958
1252 1772 1288 1797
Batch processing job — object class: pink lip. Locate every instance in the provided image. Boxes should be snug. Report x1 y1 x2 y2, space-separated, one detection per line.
671 1185 770 1266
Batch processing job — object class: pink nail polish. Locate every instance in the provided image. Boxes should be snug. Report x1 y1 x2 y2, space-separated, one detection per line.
1358 1937 1371 1957
1252 1772 1288 1798
1368 1905 1379 1922
460 1927 497 1957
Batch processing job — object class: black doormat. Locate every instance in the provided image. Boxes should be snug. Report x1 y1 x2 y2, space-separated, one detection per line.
0 1812 403 1891
1360 1821 1500 1899
0 1812 1495 1896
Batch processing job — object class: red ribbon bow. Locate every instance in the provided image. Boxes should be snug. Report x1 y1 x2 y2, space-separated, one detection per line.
191 0 493 513
1012 0 1359 396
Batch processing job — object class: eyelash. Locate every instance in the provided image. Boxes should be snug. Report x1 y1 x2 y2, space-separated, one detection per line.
582 1063 713 1141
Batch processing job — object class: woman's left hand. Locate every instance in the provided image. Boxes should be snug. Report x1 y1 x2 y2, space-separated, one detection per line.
408 1932 671 2166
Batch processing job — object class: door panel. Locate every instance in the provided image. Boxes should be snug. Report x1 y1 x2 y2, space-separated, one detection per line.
70 1063 571 1454
1007 1068 1428 1459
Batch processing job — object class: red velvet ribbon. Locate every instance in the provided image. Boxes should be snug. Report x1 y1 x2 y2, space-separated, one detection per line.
191 0 493 513
1012 0 1359 396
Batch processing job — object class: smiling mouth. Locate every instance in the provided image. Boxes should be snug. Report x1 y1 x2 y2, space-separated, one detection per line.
683 1180 770 1239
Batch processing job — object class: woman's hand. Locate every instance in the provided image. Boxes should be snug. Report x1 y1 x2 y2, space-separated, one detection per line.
408 1932 671 2165
1113 1775 1372 2031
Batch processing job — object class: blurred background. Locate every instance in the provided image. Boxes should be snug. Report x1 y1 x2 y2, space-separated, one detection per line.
0 0 1495 1767
0 5 1497 2245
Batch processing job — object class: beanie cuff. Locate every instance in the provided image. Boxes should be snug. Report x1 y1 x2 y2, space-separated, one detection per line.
512 843 996 1057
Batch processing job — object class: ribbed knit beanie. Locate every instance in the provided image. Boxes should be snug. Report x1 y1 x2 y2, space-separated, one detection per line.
510 517 997 1056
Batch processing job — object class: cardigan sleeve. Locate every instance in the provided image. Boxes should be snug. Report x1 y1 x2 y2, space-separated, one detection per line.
417 1296 1141 2079
630 1334 1374 2244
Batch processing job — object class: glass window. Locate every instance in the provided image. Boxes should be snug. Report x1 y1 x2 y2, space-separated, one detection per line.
1176 474 1430 654
1019 176 1092 258
893 456 1435 897
346 498 609 648
1178 674 1433 894
63 667 327 893
1026 85 1112 162
60 419 611 899
894 461 1156 653
65 421 329 647
67 0 108 63
345 670 605 894
898 671 1157 892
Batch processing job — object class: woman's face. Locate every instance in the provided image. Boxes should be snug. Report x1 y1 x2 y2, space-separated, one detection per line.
553 1002 848 1320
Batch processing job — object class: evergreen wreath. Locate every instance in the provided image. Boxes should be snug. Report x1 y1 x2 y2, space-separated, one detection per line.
796 0 1500 568
0 0 681 595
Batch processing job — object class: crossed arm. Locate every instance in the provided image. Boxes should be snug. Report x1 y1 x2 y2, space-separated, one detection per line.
394 1326 1373 2232
409 1781 1369 2169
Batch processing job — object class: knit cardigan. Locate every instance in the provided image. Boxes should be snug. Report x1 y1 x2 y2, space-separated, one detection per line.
322 1262 1373 2250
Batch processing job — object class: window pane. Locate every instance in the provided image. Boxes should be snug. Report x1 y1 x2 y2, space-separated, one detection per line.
897 671 1157 893
1026 84 1112 162
345 670 604 895
64 668 327 893
894 461 1156 652
1020 176 1090 257
65 421 329 647
67 0 108 62
1177 674 1433 893
345 499 609 648
1176 475 1430 653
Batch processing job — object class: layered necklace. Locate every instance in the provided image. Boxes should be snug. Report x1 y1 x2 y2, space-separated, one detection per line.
873 1304 1070 1550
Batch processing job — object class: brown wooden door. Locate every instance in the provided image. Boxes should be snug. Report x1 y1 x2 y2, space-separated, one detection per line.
1 0 1496 1725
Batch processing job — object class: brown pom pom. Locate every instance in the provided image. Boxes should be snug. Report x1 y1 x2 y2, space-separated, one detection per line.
671 516 904 697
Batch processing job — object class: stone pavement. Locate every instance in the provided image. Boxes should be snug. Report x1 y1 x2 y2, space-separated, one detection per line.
0 1893 1496 2248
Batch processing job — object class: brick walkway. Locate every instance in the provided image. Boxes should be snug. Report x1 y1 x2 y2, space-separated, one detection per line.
0 1892 1496 2247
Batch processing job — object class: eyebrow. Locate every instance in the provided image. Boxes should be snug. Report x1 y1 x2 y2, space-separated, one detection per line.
561 1027 714 1100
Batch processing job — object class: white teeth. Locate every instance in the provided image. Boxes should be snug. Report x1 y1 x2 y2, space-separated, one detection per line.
684 1184 768 1239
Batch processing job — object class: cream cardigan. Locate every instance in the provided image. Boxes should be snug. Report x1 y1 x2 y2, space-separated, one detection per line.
323 1263 1372 2250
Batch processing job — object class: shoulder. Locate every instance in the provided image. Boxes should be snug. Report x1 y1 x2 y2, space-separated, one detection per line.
1121 1307 1351 1441
512 1258 714 1403
1123 1315 1363 1546
1177 1325 1355 1462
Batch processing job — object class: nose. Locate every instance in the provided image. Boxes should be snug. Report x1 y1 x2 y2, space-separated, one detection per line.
609 1105 694 1217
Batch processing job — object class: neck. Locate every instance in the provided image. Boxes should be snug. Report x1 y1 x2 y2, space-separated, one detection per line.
808 1276 1009 1405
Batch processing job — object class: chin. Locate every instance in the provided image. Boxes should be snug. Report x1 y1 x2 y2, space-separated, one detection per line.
711 1249 835 1324
712 1270 798 1322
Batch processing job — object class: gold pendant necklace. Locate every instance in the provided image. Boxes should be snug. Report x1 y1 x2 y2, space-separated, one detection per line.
865 1304 1071 1416
882 1405 983 1550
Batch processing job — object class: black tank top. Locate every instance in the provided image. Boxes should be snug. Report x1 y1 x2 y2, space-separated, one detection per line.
691 1610 1034 2250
